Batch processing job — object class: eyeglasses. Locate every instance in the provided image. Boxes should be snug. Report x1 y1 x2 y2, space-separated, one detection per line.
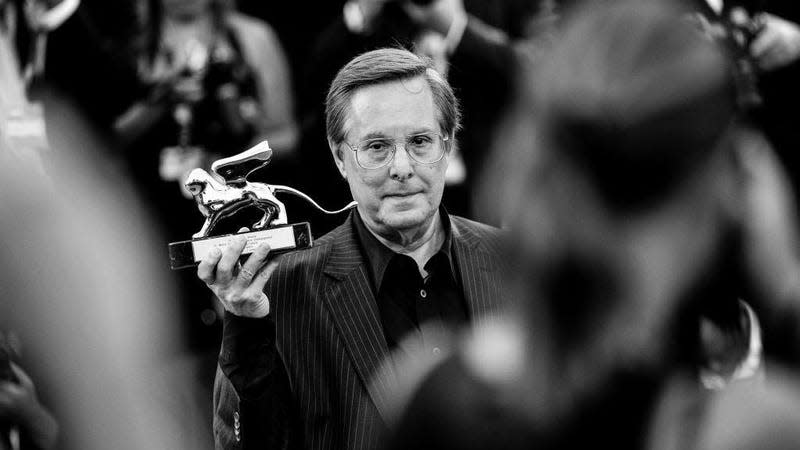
345 133 449 169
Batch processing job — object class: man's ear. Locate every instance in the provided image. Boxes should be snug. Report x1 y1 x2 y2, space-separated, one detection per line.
328 138 348 179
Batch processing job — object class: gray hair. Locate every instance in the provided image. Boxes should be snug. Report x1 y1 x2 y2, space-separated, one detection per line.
325 48 461 145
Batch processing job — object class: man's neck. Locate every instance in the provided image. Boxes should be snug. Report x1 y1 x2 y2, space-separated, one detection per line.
364 211 445 277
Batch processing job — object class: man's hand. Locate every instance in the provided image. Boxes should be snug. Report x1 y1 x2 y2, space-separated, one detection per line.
197 231 278 318
751 13 800 71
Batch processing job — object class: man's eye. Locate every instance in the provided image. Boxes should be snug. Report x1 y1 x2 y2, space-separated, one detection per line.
363 141 390 152
409 135 433 147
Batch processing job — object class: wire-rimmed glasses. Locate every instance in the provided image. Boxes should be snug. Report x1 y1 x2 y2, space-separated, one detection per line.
345 132 449 169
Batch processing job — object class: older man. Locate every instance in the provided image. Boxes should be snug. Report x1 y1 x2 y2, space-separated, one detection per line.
197 48 506 449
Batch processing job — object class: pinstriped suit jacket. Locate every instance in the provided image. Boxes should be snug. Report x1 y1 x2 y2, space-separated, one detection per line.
214 212 507 450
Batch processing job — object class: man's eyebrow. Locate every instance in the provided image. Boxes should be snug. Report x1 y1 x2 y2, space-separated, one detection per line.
361 132 390 141
408 128 436 135
358 127 437 141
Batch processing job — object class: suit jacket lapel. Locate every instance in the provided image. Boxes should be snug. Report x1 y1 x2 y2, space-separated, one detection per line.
320 215 397 424
452 220 502 324
318 215 502 424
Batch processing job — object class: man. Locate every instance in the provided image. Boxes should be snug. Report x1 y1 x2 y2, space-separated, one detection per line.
197 48 506 449
293 0 556 229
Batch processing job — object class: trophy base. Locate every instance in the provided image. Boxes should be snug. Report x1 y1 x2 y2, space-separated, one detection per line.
168 222 312 270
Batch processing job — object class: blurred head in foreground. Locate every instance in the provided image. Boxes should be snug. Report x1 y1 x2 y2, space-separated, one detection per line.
384 1 800 448
0 96 186 449
482 0 742 383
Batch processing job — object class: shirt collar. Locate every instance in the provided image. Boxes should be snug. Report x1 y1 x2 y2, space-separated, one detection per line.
352 206 455 291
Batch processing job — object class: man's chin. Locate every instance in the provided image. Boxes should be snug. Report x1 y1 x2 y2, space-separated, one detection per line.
379 207 431 231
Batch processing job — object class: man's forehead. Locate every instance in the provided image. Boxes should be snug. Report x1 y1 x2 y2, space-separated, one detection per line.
349 76 431 107
344 76 437 137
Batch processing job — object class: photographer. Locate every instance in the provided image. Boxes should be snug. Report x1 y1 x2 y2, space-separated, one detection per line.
116 0 297 181
110 0 299 350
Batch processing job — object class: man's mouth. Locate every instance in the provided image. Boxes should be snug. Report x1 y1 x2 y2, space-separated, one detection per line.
385 192 420 198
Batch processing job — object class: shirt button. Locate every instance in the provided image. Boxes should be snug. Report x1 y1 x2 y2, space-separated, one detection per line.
234 410 241 441
420 289 427 298
433 347 441 355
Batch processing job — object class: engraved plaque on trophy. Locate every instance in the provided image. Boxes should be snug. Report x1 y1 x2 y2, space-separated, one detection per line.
168 141 355 269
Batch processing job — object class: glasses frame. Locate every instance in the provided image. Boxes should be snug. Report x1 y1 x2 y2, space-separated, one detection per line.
344 133 450 170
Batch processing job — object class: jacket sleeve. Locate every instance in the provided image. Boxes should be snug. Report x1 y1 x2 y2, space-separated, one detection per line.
213 312 299 449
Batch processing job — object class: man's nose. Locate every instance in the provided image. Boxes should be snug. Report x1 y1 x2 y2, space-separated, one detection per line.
389 144 414 180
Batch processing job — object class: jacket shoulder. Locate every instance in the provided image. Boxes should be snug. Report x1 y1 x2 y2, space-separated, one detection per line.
270 221 349 273
451 215 503 236
451 214 505 243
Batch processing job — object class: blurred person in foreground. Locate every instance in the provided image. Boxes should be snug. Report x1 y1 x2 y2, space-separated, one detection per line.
0 93 187 449
197 47 507 449
379 0 800 448
1 1 202 448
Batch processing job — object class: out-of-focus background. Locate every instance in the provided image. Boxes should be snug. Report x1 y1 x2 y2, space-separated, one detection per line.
1 0 800 448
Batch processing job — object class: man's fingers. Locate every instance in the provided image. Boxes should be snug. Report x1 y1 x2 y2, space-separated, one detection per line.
197 247 223 285
250 260 279 294
216 237 247 284
239 242 272 283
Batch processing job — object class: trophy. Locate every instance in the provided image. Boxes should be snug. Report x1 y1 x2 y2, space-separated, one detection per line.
168 141 356 269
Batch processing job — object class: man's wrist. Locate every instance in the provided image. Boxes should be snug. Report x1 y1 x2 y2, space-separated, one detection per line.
220 312 273 364
223 293 270 319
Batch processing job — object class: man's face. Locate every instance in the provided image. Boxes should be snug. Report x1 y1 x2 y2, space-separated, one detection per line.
331 76 449 238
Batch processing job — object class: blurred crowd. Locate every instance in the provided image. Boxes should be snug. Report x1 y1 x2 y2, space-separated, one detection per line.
2 0 800 448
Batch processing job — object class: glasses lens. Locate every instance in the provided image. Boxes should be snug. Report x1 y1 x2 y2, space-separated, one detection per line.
406 133 444 164
356 139 393 168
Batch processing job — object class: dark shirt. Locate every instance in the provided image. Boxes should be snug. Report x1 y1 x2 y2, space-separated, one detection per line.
222 209 470 395
352 210 469 356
